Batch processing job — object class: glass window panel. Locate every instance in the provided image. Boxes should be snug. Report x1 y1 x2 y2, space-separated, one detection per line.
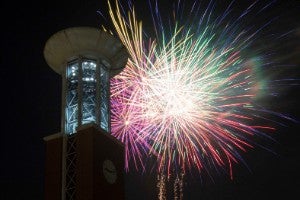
82 60 97 125
100 65 110 132
66 61 79 134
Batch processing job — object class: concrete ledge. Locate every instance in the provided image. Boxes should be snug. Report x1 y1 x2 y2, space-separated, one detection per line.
43 133 63 141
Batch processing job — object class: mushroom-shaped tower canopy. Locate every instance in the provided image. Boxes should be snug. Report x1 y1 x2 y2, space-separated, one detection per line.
44 26 128 77
44 27 129 134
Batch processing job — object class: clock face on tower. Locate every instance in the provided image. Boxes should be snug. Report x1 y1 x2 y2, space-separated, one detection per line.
102 159 117 184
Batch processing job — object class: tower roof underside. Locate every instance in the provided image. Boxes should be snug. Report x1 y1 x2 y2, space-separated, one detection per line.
44 26 128 77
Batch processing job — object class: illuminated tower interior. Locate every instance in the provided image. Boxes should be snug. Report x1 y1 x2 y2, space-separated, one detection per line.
44 27 128 135
65 58 110 134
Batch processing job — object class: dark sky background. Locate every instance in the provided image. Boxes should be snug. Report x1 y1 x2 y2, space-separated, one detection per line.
1 0 300 199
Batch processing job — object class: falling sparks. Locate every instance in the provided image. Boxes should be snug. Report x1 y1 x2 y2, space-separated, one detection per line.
157 172 167 200
174 170 184 200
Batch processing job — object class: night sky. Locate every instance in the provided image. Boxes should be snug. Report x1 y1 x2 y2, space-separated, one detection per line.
1 0 300 199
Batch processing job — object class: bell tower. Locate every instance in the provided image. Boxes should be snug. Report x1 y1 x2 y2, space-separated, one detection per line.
43 27 128 200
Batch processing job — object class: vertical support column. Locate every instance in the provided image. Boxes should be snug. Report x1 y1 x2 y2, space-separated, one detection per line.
61 135 67 200
99 64 110 132
95 59 101 128
61 64 67 200
107 68 111 133
77 57 83 129
65 134 77 200
61 64 67 136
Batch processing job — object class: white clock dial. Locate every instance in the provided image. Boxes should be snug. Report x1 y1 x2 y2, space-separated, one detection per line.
102 159 117 184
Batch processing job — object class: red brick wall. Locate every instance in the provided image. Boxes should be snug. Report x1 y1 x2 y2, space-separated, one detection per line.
44 134 63 200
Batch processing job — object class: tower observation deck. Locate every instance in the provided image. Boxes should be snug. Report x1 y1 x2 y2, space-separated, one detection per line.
44 26 128 134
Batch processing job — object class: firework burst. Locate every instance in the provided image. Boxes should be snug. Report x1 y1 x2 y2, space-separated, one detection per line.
104 0 296 179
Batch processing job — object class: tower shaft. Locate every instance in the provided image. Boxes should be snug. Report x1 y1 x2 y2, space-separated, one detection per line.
43 27 128 200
